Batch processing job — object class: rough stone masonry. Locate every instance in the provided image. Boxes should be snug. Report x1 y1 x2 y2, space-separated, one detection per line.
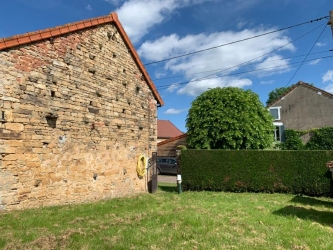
0 19 159 210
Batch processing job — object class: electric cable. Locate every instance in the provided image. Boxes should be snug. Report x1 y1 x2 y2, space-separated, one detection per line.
144 15 329 66
156 55 333 90
153 23 326 90
285 25 327 87
152 50 329 82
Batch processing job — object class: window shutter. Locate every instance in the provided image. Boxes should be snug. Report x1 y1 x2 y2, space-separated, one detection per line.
280 125 285 142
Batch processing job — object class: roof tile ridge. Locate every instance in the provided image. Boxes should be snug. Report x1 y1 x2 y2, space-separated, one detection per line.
0 14 114 51
300 81 333 99
267 81 301 107
157 133 187 146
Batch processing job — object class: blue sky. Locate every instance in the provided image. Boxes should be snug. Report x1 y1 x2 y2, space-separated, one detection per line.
1 0 333 132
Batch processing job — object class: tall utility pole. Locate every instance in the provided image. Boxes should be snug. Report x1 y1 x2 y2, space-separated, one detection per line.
329 10 333 37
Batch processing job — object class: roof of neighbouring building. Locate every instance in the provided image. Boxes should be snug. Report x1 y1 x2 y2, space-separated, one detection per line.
0 12 164 106
157 133 187 146
267 81 333 107
157 120 184 139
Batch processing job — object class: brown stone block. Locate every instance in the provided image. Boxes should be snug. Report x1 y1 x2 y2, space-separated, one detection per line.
5 123 24 131
1 146 17 154
49 173 62 183
61 160 72 166
68 165 80 172
3 101 11 109
105 169 120 176
18 188 32 195
11 103 20 109
29 118 41 124
26 161 41 168
42 161 58 168
25 154 40 162
5 140 23 147
15 147 29 154
4 153 25 161
39 166 56 173
32 148 44 154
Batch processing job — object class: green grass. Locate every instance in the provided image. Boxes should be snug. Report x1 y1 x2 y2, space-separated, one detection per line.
1 187 333 249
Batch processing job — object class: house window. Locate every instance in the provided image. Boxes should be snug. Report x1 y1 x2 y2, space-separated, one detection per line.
269 107 281 120
273 123 285 142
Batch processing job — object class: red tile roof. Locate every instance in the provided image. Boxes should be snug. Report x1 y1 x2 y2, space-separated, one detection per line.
157 120 184 139
267 81 333 107
0 12 164 106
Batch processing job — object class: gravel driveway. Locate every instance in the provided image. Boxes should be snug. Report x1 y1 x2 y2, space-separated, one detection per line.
158 175 176 183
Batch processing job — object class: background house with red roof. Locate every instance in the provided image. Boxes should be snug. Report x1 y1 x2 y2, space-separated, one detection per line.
157 120 183 143
268 81 333 142
0 13 163 211
157 120 187 156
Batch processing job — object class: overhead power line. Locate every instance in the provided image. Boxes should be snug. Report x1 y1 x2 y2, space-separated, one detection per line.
152 50 330 82
156 55 333 90
144 15 329 66
285 25 327 87
154 23 326 90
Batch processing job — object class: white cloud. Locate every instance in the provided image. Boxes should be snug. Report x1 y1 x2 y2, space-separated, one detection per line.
114 0 211 43
164 108 187 114
315 42 326 47
237 21 247 29
177 77 252 96
254 55 291 76
308 59 321 65
325 84 333 93
166 84 180 93
260 80 275 85
85 4 92 11
139 27 294 96
322 70 333 83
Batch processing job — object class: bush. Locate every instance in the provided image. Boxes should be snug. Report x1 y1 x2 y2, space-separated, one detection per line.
281 129 304 150
281 127 333 150
181 150 333 196
306 127 333 150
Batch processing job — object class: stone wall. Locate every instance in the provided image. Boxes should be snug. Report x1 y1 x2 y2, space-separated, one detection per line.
0 23 157 210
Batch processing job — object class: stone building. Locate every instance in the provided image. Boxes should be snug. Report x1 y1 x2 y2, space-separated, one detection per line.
0 13 163 210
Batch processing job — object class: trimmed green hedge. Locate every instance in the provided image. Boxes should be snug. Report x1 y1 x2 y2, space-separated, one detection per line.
181 150 333 196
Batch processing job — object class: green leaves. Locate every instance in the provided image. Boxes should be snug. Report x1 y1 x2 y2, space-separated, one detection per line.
266 86 292 106
186 87 274 149
181 150 333 196
282 127 333 150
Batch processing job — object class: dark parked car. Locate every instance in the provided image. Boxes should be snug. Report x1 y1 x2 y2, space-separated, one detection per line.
157 158 178 175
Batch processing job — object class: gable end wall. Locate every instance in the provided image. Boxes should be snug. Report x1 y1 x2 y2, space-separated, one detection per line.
0 23 157 210
272 85 333 130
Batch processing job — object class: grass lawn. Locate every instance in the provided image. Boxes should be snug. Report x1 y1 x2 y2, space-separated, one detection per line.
1 184 333 249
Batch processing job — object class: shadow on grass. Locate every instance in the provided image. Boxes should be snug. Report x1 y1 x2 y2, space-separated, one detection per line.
290 196 333 208
158 183 178 193
273 205 333 227
159 186 178 192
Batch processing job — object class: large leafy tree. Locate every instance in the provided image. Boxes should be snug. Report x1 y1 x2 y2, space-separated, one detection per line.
266 84 312 106
186 87 274 149
266 86 291 106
